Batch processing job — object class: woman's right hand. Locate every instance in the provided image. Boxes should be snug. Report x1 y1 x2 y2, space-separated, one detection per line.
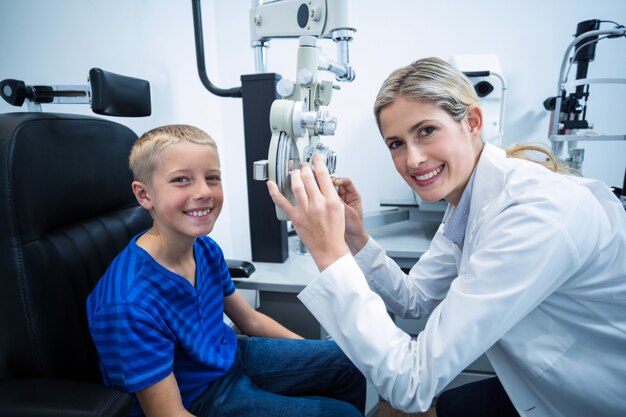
332 177 369 255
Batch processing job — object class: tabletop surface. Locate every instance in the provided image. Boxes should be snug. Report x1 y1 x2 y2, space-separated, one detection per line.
233 219 440 293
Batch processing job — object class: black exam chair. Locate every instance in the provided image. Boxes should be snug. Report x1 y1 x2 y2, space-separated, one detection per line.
0 111 152 416
0 73 254 416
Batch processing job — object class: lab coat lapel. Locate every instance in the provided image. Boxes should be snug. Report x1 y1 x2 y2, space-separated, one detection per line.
471 143 508 218
461 143 507 263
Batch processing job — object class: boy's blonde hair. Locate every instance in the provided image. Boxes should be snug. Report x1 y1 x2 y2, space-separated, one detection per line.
129 124 218 184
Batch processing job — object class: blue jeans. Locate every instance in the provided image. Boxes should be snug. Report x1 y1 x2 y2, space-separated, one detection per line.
189 337 366 417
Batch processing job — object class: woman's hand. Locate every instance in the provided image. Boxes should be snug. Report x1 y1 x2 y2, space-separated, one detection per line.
267 154 350 272
332 177 369 255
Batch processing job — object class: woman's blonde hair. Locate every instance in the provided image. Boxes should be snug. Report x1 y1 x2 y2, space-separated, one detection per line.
374 57 479 125
374 57 565 173
129 124 217 184
505 143 570 174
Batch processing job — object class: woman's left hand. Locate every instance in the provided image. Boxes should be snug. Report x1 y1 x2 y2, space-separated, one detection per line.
267 154 350 272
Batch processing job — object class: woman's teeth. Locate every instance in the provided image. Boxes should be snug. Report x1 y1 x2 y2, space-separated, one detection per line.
415 166 443 181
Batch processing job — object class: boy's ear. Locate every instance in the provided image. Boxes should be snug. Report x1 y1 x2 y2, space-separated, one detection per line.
132 180 153 210
466 105 483 138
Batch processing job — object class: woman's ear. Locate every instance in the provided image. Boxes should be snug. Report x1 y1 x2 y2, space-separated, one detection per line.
132 180 153 210
466 105 483 138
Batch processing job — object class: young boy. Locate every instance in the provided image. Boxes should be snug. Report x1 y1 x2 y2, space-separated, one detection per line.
87 125 365 417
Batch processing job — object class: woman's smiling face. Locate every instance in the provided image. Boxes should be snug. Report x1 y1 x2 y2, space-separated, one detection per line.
378 95 484 206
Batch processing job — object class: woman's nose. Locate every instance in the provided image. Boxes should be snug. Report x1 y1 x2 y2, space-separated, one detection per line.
406 142 426 169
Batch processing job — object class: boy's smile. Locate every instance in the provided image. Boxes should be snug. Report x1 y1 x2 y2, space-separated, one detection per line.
185 209 211 217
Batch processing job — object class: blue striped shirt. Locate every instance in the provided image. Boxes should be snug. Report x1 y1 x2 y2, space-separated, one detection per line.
86 233 237 416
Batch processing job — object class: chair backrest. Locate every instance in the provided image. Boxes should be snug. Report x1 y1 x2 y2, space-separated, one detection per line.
0 112 152 383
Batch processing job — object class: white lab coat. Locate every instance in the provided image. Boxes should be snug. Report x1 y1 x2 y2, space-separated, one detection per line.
298 143 626 417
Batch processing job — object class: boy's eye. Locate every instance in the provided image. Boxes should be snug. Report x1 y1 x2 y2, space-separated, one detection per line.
206 175 221 182
171 176 189 184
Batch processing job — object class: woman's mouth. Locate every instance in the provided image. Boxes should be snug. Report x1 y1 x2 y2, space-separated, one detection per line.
412 164 444 185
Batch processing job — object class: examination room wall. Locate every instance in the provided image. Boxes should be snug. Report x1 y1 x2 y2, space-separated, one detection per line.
1 0 625 262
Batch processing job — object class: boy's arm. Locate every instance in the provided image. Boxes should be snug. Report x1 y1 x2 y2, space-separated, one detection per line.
224 291 304 340
136 373 195 417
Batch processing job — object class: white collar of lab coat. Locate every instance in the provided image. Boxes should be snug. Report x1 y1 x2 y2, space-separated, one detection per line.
470 143 508 221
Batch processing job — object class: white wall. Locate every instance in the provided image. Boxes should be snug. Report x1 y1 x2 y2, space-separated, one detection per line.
2 0 625 261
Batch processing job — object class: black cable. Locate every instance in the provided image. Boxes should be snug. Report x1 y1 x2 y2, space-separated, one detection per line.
600 20 626 38
600 20 624 28
191 0 242 98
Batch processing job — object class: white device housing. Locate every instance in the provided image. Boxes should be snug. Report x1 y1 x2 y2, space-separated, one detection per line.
250 0 355 41
449 54 507 147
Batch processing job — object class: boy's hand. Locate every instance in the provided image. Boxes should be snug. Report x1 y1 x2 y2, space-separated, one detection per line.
268 154 350 272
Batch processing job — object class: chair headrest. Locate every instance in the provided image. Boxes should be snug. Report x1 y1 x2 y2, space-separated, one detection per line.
0 112 139 243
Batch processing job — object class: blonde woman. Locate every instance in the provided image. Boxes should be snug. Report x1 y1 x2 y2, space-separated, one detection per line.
268 57 626 417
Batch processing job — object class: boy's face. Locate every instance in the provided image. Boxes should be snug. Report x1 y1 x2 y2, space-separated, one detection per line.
135 141 223 240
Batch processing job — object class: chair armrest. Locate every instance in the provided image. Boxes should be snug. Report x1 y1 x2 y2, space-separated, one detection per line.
0 378 134 417
226 259 256 278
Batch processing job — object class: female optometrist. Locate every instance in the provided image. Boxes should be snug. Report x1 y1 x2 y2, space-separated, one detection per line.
267 57 626 417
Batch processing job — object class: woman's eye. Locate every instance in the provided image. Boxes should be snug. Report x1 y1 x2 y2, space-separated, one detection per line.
387 140 403 150
419 126 435 137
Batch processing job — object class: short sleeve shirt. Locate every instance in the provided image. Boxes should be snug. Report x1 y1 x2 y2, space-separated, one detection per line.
87 233 237 415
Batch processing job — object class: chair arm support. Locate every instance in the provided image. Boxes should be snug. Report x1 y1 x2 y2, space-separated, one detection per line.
0 378 134 417
226 259 256 278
